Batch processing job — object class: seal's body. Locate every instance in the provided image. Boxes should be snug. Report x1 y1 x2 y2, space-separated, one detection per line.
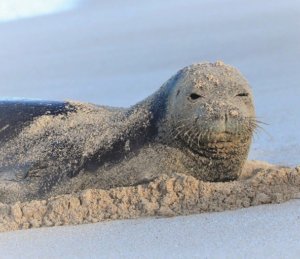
0 62 256 203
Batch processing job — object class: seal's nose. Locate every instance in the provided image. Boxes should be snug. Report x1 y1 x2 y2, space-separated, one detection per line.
204 101 241 134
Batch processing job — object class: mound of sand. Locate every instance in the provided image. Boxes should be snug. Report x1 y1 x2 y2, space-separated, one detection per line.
0 161 299 232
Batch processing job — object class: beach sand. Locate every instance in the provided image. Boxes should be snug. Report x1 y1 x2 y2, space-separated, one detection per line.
1 199 300 258
0 161 300 232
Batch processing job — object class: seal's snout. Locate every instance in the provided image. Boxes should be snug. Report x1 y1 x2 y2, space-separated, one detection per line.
187 99 252 145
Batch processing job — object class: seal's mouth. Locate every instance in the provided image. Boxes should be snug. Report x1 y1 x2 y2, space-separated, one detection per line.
176 129 247 159
172 117 254 158
202 131 235 143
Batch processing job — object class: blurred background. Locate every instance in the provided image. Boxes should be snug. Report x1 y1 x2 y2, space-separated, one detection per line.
0 0 299 165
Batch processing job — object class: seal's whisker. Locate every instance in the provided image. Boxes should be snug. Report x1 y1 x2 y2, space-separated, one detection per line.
249 120 264 133
169 129 178 139
186 132 192 145
169 124 187 138
255 120 268 126
174 128 187 139
247 116 268 126
187 130 197 146
197 132 202 148
185 128 198 146
192 131 199 147
174 124 188 131
183 128 193 138
252 124 273 139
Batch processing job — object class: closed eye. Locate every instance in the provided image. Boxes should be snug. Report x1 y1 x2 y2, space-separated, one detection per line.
236 93 249 97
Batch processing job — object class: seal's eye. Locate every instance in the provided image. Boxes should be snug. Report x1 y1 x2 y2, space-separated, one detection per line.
189 93 202 101
236 93 249 97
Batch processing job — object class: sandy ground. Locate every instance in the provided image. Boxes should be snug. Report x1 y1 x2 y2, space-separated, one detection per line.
1 200 300 258
1 162 300 232
0 0 300 257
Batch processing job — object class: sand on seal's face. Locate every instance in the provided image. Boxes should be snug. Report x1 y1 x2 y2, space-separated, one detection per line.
0 160 299 232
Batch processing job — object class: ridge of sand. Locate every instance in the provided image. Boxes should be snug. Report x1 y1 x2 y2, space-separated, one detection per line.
0 161 299 232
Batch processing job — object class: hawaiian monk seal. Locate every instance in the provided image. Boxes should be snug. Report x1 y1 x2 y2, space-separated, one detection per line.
0 61 256 203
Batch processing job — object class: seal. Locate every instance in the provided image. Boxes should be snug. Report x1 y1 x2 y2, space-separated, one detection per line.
0 61 256 203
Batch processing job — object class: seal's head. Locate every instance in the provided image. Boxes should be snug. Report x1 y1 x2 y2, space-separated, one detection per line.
162 61 256 181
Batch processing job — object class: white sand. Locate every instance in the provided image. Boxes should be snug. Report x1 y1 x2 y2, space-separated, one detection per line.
1 200 300 258
0 0 300 257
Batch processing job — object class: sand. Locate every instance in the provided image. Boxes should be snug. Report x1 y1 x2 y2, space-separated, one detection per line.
3 199 300 258
1 161 299 232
